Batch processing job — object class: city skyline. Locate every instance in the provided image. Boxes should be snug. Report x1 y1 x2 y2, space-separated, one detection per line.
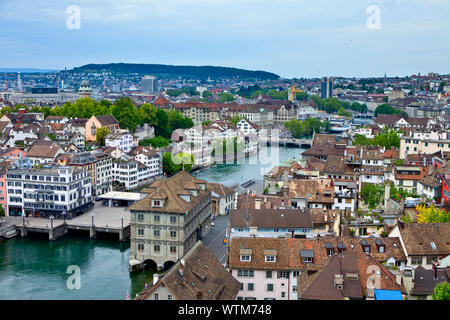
0 0 449 78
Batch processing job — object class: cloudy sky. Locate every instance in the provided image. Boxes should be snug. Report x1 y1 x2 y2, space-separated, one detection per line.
0 0 449 78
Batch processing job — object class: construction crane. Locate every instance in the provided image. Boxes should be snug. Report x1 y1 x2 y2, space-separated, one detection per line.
2 72 17 91
210 86 225 103
287 85 305 102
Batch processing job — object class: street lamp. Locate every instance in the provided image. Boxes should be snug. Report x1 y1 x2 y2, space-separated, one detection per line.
62 210 66 224
91 212 95 226
121 215 124 229
50 215 54 229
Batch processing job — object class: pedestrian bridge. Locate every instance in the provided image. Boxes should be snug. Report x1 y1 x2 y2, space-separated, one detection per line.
259 136 312 147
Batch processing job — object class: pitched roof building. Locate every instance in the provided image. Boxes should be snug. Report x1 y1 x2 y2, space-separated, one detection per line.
136 241 240 300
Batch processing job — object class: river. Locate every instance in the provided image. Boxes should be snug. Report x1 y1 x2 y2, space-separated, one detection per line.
0 145 305 300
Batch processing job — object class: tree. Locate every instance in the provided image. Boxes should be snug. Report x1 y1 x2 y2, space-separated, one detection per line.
361 184 384 210
139 136 170 148
432 282 450 300
338 106 352 117
138 103 157 126
167 110 194 132
111 97 141 132
218 92 235 103
295 92 309 101
154 109 170 138
322 120 331 132
96 127 110 146
162 152 194 176
416 203 450 223
0 205 5 217
229 115 243 127
374 104 403 117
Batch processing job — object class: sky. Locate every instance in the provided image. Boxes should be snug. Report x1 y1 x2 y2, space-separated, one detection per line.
0 0 449 79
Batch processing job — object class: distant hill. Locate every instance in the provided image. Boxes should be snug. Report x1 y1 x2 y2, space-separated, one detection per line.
70 63 279 80
0 68 57 73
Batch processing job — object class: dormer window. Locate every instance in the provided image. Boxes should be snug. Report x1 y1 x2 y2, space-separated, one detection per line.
240 248 252 262
375 239 385 253
300 250 314 263
337 242 346 253
152 200 163 207
179 194 191 202
361 239 370 254
325 242 334 256
265 255 276 262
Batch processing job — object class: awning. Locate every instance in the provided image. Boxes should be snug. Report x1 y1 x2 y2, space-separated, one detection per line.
374 289 403 300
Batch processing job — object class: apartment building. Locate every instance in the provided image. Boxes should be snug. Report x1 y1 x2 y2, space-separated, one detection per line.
105 132 135 153
85 114 120 142
173 101 219 122
228 236 406 300
400 136 450 159
112 160 139 190
128 171 212 271
6 166 93 218
389 222 450 270
131 147 163 180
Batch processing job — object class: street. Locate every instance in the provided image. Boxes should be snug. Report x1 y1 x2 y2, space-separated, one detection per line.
203 215 229 265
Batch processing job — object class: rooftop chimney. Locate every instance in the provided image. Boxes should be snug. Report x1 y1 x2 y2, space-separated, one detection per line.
255 198 261 210
334 274 344 290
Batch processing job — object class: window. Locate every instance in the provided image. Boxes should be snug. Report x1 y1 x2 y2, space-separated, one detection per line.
240 255 251 262
266 284 274 292
154 245 160 253
240 283 244 290
277 271 288 279
170 230 177 238
426 256 438 265
137 214 144 221
292 286 298 292
411 257 422 265
170 216 177 223
266 271 272 278
170 246 177 254
281 292 286 298
167 295 173 300
154 215 160 222
137 244 144 251
154 293 158 300
154 229 160 237
265 255 276 262
237 270 254 278
138 229 144 236
247 283 254 291
303 257 313 263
